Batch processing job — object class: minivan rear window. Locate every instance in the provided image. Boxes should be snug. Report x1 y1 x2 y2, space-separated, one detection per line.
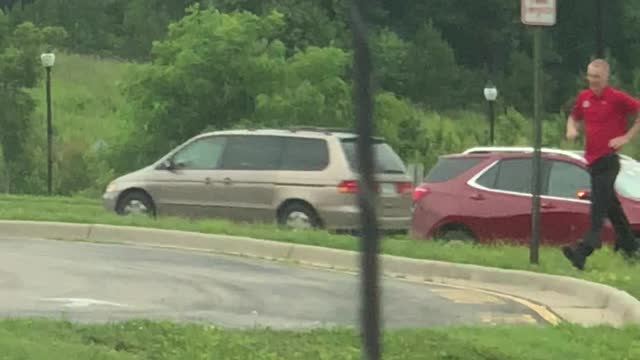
340 138 406 174
424 157 483 182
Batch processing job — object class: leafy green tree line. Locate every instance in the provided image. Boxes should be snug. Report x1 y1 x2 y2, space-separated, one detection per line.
1 1 640 195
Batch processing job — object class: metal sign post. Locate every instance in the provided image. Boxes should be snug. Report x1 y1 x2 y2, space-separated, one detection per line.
350 1 381 359
522 0 556 264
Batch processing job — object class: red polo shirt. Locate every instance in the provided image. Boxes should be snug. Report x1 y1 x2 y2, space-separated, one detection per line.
570 86 640 165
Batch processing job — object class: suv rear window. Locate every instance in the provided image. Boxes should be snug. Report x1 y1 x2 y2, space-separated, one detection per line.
424 157 483 182
340 138 406 174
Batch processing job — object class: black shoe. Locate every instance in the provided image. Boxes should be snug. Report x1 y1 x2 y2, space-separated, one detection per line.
562 245 585 270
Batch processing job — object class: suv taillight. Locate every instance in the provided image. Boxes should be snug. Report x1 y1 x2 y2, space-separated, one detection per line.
412 186 430 201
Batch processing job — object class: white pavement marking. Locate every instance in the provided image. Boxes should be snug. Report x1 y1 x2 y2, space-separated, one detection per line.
39 298 129 308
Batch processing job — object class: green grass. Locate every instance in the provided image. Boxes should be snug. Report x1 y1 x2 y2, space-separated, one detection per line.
27 53 131 144
1 319 639 359
0 194 639 301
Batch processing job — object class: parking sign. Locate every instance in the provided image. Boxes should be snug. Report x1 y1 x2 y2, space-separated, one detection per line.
521 0 556 26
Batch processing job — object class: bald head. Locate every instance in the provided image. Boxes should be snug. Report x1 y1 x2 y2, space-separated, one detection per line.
587 59 609 93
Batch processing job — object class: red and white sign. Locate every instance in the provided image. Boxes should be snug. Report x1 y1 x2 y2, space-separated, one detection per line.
521 0 556 26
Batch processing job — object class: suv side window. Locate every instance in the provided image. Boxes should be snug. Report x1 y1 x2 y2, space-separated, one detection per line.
546 160 590 199
494 158 533 194
474 161 499 188
172 136 227 170
476 158 533 194
220 135 284 170
424 157 484 182
280 137 329 171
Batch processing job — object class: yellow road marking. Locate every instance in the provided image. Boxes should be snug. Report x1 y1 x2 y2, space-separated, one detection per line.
423 281 562 326
480 313 538 325
431 288 506 305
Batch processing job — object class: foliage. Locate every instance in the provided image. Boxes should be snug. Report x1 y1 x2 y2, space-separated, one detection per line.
0 10 66 193
2 318 640 359
3 1 640 195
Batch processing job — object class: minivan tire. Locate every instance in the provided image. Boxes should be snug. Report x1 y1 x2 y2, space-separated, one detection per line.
278 202 322 230
116 191 156 217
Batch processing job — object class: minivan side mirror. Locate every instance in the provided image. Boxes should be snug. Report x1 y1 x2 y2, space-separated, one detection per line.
158 158 176 171
577 189 591 200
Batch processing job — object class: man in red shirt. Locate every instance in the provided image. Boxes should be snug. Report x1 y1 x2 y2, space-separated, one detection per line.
563 59 640 270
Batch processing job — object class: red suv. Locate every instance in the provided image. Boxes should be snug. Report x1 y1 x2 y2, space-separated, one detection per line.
411 147 640 246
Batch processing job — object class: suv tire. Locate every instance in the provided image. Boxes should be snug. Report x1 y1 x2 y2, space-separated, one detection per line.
436 227 476 243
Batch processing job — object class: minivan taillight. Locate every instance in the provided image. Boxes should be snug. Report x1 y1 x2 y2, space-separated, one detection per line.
338 180 359 193
412 186 430 201
396 181 414 195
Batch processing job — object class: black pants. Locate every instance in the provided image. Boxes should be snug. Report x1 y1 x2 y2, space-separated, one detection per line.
579 152 637 256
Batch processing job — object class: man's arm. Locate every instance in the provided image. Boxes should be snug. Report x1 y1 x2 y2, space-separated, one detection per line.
625 112 640 140
610 91 640 150
566 115 580 140
567 95 583 140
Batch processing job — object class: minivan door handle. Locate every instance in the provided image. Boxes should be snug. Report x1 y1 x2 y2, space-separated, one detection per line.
204 177 212 185
470 193 485 200
223 177 232 185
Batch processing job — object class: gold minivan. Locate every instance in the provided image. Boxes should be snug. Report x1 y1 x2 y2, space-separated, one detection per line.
103 128 413 231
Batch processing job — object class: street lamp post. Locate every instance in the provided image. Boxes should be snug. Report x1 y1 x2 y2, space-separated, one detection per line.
483 81 498 145
41 52 55 195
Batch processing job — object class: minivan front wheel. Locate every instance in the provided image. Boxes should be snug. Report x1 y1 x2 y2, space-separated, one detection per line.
278 203 321 230
116 191 155 217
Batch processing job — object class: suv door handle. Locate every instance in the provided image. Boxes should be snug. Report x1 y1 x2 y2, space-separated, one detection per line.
470 193 485 200
541 202 555 209
204 177 212 185
223 177 232 185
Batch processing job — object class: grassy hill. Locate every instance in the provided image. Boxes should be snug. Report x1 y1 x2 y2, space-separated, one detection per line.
17 53 133 196
27 53 131 145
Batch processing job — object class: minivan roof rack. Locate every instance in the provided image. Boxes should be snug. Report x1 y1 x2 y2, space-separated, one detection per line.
287 126 354 134
462 146 585 161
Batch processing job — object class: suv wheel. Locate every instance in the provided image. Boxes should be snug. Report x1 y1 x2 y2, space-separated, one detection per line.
278 203 321 230
116 191 155 217
436 227 476 244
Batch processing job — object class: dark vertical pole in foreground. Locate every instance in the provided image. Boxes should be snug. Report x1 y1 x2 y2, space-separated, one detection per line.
530 27 542 265
46 66 53 195
350 1 381 359
595 0 604 58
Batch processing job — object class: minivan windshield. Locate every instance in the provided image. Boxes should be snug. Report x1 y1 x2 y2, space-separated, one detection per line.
340 138 406 174
616 160 640 200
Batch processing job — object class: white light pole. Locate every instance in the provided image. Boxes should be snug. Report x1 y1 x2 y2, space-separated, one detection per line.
483 81 498 145
41 53 55 195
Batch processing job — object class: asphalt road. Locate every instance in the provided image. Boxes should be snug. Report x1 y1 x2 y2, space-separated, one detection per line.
0 237 551 329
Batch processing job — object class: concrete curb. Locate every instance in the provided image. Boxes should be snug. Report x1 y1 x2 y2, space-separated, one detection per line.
2 220 640 325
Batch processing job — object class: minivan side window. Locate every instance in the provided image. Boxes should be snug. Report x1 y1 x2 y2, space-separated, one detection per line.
280 138 329 171
341 138 406 174
172 136 227 170
220 135 284 170
546 160 590 199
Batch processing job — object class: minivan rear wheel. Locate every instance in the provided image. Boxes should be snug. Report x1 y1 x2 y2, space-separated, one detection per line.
278 203 321 230
116 191 155 217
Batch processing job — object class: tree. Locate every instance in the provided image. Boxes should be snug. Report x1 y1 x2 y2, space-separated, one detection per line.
0 12 66 192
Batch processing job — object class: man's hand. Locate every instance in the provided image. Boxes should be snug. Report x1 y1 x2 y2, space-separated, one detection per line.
566 116 580 141
609 135 630 150
566 126 579 141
